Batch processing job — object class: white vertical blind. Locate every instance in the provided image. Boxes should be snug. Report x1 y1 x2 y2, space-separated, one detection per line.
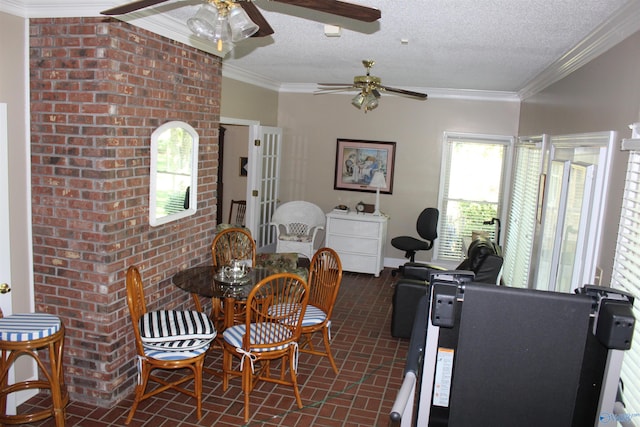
611 139 640 415
502 141 543 288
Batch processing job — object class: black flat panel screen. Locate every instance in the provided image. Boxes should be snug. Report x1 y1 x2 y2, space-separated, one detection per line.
447 284 593 427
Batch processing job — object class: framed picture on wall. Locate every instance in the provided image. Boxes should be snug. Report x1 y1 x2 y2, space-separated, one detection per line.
240 157 248 176
334 138 395 194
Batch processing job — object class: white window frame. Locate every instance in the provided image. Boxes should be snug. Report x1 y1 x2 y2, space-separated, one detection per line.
434 132 513 263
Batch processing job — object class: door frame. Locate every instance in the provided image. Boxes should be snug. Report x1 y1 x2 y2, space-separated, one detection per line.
0 103 17 414
219 116 259 235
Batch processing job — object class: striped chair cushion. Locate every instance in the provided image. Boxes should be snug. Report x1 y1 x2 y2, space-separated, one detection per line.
267 303 304 325
301 305 327 327
143 343 210 360
143 338 212 352
0 313 61 342
223 323 293 352
139 310 216 344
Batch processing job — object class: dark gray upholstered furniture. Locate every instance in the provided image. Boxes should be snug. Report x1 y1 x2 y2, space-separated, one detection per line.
391 237 503 338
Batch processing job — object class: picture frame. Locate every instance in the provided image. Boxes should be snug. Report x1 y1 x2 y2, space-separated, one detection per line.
240 157 248 176
334 138 395 194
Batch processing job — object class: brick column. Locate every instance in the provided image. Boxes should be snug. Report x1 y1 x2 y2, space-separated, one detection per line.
30 17 221 405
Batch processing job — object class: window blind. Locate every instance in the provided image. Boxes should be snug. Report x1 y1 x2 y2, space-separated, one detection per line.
611 145 640 415
436 134 511 261
502 143 542 288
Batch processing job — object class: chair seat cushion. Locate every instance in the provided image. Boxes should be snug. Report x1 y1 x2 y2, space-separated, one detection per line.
143 343 210 360
255 252 298 270
143 338 212 352
140 310 216 344
223 323 293 352
0 313 61 342
278 233 312 242
391 236 432 252
301 305 327 327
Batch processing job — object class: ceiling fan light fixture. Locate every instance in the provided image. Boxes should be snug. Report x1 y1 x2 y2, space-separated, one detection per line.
228 4 259 42
364 92 379 112
208 13 234 54
187 4 219 39
351 93 365 109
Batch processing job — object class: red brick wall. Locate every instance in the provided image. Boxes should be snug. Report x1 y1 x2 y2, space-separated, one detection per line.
30 17 221 405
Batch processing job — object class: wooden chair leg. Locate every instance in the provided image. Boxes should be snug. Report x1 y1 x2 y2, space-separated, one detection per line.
322 327 339 374
126 360 149 425
49 338 67 427
194 359 204 419
242 361 252 422
289 348 303 409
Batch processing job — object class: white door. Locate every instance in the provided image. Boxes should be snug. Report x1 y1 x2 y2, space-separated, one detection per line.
0 103 13 316
0 104 16 415
245 126 282 252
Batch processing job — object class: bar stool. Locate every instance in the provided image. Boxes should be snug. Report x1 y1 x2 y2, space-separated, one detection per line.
0 312 68 426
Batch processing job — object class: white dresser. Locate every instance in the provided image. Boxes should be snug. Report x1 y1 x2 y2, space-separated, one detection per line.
325 211 388 277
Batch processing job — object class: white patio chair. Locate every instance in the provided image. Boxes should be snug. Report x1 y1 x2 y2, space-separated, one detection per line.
270 201 325 259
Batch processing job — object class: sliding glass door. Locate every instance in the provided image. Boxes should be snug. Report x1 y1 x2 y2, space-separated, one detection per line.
502 136 546 288
532 132 615 293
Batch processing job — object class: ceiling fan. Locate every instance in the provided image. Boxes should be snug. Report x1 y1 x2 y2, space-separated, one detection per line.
317 60 428 113
101 1 381 54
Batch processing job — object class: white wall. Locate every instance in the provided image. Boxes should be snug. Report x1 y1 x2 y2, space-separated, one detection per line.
221 124 249 222
276 91 520 264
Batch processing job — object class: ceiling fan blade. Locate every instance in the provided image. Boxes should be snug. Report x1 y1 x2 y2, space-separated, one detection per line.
315 88 356 94
239 1 275 37
272 0 381 22
101 0 170 15
318 83 356 87
381 85 428 99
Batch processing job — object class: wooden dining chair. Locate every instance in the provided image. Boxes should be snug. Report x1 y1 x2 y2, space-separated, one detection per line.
228 199 246 226
211 226 256 269
124 266 216 425
208 227 257 328
299 247 343 374
221 272 310 422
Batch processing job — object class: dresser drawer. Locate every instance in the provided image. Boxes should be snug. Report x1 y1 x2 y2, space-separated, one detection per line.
329 218 380 238
327 234 378 255
337 252 377 274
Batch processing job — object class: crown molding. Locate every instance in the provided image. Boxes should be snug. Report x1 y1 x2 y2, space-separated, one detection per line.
518 0 640 100
0 0 28 17
0 0 111 17
221 63 282 92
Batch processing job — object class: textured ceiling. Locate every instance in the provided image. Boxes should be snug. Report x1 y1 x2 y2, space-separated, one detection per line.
7 0 640 98
151 0 637 96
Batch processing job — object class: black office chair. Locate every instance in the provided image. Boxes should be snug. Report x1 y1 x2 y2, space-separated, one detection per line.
391 208 439 276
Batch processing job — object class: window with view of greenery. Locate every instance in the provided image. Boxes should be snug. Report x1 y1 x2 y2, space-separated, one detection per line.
435 133 513 261
149 121 199 226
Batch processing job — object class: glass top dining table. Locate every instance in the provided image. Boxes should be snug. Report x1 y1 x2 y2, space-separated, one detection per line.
172 266 280 301
172 254 310 329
